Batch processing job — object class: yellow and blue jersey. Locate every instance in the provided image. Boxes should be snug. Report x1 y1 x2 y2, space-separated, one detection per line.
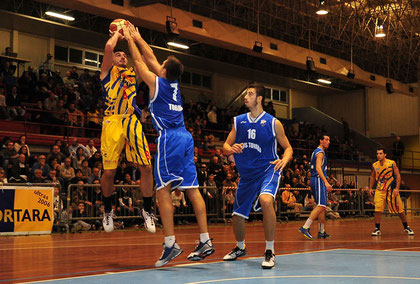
373 159 396 191
101 65 141 117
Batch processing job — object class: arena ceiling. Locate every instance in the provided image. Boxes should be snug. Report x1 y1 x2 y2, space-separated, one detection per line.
1 0 419 92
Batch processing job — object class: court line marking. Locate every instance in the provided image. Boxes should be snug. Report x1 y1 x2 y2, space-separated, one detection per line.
21 248 343 283
385 246 420 251
185 275 420 284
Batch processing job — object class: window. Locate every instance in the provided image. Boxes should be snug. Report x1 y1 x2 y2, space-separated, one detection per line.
181 71 191 84
280 91 287 103
192 73 201 86
54 45 68 62
272 89 280 101
265 87 288 104
85 51 98 67
98 55 103 68
69 48 83 64
180 70 212 90
202 75 212 89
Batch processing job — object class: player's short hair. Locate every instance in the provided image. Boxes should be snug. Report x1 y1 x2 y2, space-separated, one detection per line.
164 56 184 81
248 82 266 105
318 134 329 143
114 49 125 54
377 147 387 154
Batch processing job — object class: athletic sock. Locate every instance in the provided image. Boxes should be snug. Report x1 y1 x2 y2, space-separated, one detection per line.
319 223 325 233
103 196 112 213
303 219 313 229
143 197 153 212
265 240 274 252
403 222 408 229
200 232 210 243
375 223 380 230
237 240 245 250
164 236 176 247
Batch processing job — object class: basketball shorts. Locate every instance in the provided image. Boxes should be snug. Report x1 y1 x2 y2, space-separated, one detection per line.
101 114 151 170
374 189 404 214
311 177 327 207
154 127 198 191
232 166 282 219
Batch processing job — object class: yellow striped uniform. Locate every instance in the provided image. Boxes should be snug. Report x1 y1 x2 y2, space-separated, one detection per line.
101 65 150 169
372 159 403 214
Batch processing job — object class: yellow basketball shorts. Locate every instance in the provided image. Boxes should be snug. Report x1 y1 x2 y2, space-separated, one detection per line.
101 114 151 170
374 189 404 214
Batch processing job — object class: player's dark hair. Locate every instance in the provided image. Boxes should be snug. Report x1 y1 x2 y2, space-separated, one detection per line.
248 82 266 105
377 147 387 154
114 49 125 53
164 55 184 81
319 134 328 142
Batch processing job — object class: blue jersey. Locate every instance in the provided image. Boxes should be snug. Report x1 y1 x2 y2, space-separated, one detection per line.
233 111 279 178
310 147 327 177
149 77 185 131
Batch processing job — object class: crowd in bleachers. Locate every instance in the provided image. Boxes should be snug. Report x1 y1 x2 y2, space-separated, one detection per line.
0 59 364 231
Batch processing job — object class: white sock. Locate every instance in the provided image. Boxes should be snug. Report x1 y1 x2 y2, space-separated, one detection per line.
200 232 210 243
265 240 274 252
237 240 245 250
164 236 176 247
319 223 325 233
303 219 313 229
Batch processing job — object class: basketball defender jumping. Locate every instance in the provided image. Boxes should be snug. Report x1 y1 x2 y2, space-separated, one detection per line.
369 148 414 236
299 135 332 240
222 83 293 269
100 29 156 233
122 24 214 267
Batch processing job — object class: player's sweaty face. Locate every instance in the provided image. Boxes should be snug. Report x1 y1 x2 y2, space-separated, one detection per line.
113 52 127 67
244 88 257 107
321 136 330 149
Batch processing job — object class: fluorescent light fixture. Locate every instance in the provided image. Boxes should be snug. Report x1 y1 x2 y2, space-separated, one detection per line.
167 41 189 49
316 9 328 15
45 11 75 21
85 59 98 63
317 78 332 84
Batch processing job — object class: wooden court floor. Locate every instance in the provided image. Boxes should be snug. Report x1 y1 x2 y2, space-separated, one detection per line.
0 217 419 283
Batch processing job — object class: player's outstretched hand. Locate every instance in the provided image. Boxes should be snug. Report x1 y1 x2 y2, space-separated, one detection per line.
109 29 124 41
270 158 287 171
128 23 142 41
122 25 132 40
230 143 243 154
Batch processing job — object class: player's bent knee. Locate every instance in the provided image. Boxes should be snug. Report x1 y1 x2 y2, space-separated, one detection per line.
139 164 152 174
259 195 274 208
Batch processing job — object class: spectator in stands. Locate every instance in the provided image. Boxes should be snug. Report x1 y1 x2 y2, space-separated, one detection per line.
60 157 75 185
208 155 224 189
31 169 45 183
80 159 91 180
55 139 70 157
265 101 276 117
80 68 91 83
67 103 85 134
44 90 57 112
304 192 316 211
14 135 30 157
39 53 53 77
90 179 103 212
2 47 12 56
4 66 17 91
72 147 88 170
197 163 208 187
207 106 218 129
70 66 79 80
2 140 18 169
71 169 86 184
47 145 66 165
53 186 63 224
222 173 237 207
45 168 64 188
52 99 67 126
68 138 89 158
392 136 405 168
7 85 25 120
86 105 101 136
17 146 29 164
282 184 303 214
203 174 217 199
85 139 97 158
88 167 101 184
31 154 50 179
9 154 29 183
0 167 8 183
71 202 93 231
31 100 46 125
0 86 9 119
63 71 74 89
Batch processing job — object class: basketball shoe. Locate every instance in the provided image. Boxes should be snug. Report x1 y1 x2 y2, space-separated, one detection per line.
261 249 275 269
299 227 313 240
187 239 215 261
155 242 183 267
102 210 114 233
371 228 381 236
404 226 414 235
141 209 157 233
223 246 247 261
317 231 331 239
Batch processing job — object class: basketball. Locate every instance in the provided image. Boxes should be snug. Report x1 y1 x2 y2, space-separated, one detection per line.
109 19 129 37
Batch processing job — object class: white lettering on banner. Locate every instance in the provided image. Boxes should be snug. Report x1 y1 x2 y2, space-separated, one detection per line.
242 142 262 153
169 104 183 111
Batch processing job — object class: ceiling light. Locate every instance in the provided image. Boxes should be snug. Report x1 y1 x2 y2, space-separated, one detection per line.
317 78 332 85
45 11 75 21
167 41 189 49
316 0 328 15
375 25 386 37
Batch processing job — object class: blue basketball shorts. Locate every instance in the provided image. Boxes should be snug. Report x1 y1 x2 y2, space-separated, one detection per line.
311 176 327 207
233 167 282 219
154 127 198 191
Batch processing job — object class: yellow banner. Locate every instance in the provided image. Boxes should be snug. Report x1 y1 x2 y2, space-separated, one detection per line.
0 186 54 235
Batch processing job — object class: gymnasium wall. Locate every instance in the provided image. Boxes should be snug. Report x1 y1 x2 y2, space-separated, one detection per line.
291 89 318 109
0 28 11 52
366 88 419 138
318 89 366 134
17 32 50 71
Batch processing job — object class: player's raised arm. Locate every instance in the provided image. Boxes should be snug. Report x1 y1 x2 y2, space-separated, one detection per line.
270 120 293 171
123 25 156 97
128 24 161 76
100 31 122 80
223 124 243 156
